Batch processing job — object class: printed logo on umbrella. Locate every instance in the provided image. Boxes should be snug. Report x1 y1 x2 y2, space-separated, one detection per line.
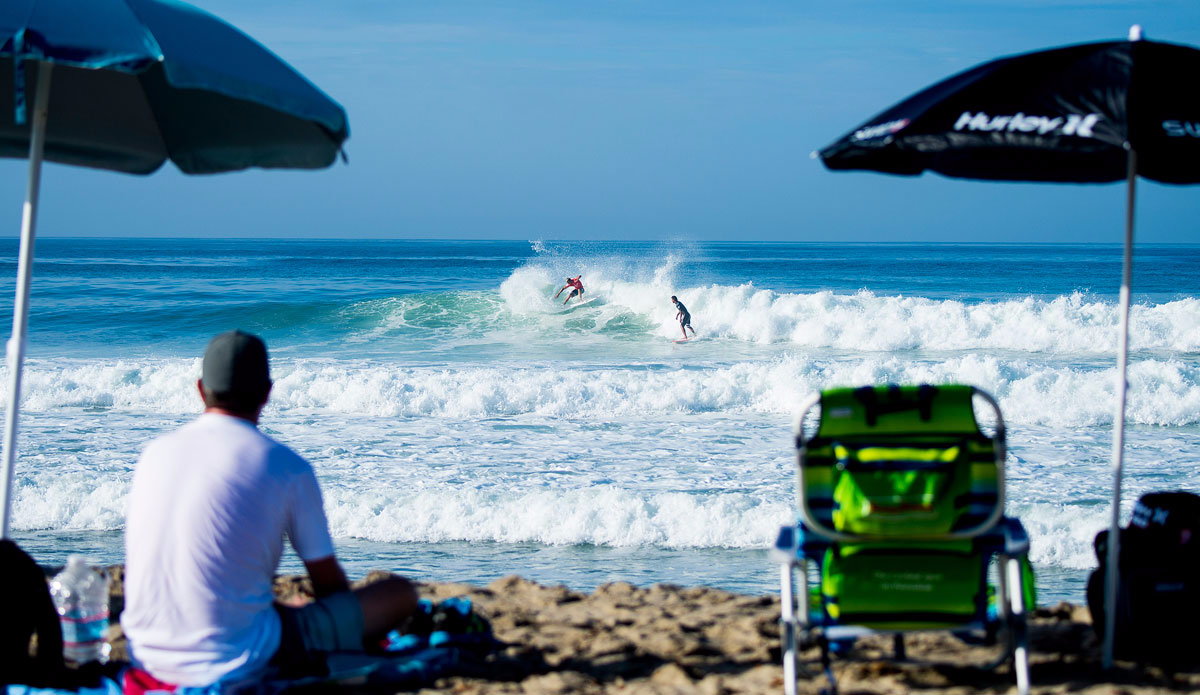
850 118 911 142
1162 120 1200 138
953 111 1101 137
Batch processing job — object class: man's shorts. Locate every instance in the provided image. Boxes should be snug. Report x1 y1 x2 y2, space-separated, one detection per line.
680 313 691 327
568 288 581 299
273 591 364 673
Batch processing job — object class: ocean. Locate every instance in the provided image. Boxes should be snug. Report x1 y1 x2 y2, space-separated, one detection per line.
6 238 1199 605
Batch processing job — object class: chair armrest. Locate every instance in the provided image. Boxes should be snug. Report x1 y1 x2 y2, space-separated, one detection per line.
1000 517 1030 556
771 525 799 565
772 523 837 566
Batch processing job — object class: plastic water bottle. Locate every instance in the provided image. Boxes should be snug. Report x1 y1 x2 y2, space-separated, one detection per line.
49 555 111 664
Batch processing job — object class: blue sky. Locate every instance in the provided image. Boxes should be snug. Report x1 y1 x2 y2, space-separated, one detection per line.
2 0 1199 241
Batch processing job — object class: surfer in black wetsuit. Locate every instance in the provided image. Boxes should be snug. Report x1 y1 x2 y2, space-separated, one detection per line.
671 296 696 339
555 275 585 305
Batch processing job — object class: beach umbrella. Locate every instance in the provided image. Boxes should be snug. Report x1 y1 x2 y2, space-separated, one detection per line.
0 0 348 537
816 26 1200 668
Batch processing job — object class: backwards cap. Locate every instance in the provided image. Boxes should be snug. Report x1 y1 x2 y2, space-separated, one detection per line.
202 330 271 394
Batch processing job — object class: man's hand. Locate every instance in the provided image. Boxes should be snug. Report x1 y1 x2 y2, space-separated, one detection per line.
279 593 311 608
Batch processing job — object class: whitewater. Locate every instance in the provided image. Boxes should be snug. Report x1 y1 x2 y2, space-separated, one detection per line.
5 239 1198 602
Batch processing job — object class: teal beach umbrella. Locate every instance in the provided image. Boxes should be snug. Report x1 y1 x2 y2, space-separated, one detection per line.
0 0 349 536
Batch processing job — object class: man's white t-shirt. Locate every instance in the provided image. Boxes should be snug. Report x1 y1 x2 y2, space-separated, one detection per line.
122 413 336 685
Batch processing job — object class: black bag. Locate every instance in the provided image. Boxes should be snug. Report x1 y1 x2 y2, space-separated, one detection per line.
1087 491 1200 665
0 540 65 686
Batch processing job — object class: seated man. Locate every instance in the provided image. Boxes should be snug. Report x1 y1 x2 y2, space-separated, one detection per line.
122 330 416 688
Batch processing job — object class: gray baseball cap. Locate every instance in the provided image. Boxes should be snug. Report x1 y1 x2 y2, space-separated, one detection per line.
201 330 271 394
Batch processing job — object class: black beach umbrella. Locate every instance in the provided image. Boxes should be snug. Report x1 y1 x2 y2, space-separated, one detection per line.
0 1 348 539
817 26 1200 668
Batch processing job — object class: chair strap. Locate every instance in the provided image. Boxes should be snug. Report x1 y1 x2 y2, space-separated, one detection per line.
852 384 937 426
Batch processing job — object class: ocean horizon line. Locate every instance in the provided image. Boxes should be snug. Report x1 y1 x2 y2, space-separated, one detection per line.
0 236 1196 248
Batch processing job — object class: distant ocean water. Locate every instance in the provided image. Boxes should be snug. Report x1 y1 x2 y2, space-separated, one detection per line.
6 238 1200 604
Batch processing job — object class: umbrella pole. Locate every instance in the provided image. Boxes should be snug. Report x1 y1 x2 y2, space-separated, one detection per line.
0 61 52 539
1101 146 1136 669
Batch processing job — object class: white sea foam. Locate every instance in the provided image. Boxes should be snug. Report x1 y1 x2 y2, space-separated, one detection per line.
18 359 202 413
689 288 1200 353
12 471 127 532
9 388 1192 572
11 353 1200 427
8 268 1197 577
14 423 1179 571
9 462 790 548
498 265 1200 354
323 485 789 549
1018 503 1109 570
12 242 1198 598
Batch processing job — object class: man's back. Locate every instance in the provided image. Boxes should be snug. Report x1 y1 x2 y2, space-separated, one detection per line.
122 413 333 685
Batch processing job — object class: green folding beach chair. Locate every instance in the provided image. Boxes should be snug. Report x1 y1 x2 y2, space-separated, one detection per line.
772 384 1033 695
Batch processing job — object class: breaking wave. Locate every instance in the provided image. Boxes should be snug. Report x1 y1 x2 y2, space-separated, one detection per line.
11 353 1200 428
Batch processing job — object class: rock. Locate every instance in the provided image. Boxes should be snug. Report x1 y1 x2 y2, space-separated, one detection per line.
595 581 637 598
520 671 598 695
649 663 693 687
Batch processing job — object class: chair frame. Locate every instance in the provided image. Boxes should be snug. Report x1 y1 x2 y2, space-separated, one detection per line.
772 386 1031 695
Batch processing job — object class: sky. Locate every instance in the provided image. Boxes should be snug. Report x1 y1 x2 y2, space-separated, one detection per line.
2 0 1199 242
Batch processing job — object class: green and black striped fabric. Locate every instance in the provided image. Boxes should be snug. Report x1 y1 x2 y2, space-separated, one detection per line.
797 384 1008 626
799 384 1000 538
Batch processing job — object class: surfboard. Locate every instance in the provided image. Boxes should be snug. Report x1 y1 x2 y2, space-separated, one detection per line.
560 298 595 312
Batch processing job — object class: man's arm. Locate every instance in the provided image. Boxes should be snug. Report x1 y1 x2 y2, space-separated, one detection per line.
554 285 567 298
306 556 419 646
304 555 351 598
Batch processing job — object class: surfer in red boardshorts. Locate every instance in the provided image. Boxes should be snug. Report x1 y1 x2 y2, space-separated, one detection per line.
554 275 585 305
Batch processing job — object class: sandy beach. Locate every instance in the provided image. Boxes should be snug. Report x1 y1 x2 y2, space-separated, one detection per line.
90 566 1198 694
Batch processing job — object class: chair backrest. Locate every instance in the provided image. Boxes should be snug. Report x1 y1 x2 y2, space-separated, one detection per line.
795 384 1006 542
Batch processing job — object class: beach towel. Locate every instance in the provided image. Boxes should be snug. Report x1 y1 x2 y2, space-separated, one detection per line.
121 597 500 695
6 678 123 695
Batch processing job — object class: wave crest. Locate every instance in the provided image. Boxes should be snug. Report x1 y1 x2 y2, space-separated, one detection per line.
11 355 1200 427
